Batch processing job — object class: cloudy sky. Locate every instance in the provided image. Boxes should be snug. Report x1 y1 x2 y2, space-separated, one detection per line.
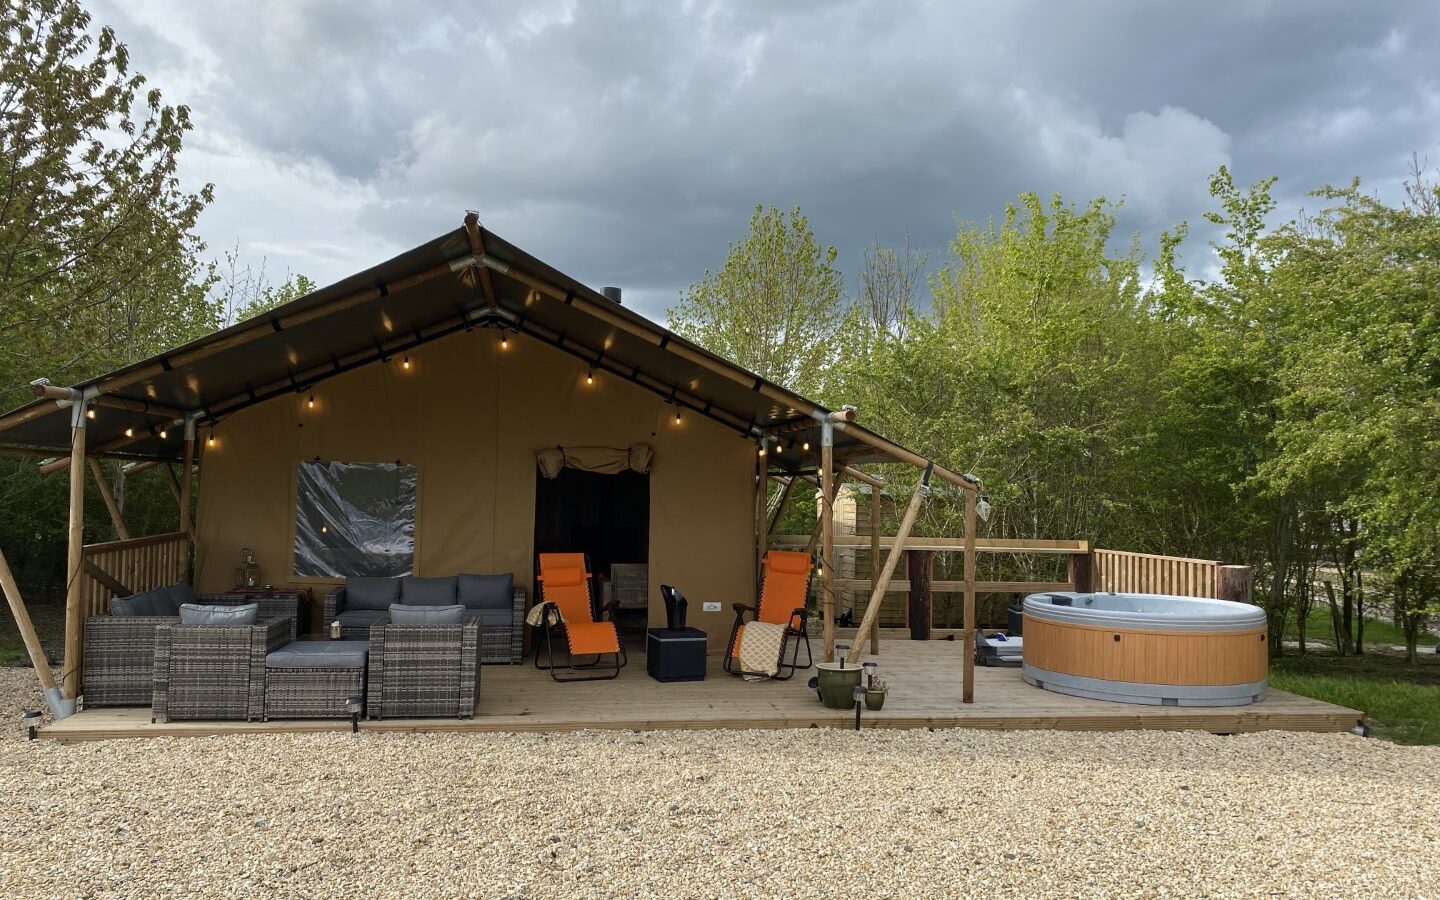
90 0 1440 319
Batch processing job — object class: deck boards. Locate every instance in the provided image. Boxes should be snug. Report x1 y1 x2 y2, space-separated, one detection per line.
40 641 1359 742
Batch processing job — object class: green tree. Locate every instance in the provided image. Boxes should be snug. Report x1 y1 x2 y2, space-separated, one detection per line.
668 205 843 395
0 0 217 601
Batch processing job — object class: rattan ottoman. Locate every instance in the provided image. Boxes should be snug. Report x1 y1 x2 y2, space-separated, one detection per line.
263 639 368 720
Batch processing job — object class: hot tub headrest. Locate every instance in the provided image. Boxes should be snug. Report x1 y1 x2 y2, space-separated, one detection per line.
1046 594 1073 606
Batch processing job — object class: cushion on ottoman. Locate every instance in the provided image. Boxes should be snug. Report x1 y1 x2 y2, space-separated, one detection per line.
266 640 369 669
179 602 258 626
400 576 458 605
345 576 401 610
457 573 513 609
387 603 465 625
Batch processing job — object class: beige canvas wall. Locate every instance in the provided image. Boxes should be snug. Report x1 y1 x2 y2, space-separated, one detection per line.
193 326 757 650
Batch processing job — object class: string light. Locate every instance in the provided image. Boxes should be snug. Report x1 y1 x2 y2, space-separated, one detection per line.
85 407 95 420
321 524 328 534
158 428 168 439
758 444 767 457
586 369 594 385
307 393 315 410
207 432 216 448
501 332 509 349
674 409 682 424
402 352 411 370
803 441 811 452
776 441 785 453
124 426 134 438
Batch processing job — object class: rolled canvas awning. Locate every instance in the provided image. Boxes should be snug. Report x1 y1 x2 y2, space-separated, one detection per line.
536 444 653 479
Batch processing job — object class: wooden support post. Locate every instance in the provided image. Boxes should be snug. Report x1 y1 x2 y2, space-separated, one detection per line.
87 458 130 541
62 414 86 699
162 462 183 504
845 466 930 665
1217 565 1254 604
819 426 836 663
0 547 61 700
906 549 933 641
1068 551 1093 593
754 454 767 581
868 484 881 655
179 425 194 538
804 474 842 556
962 487 977 704
766 475 798 541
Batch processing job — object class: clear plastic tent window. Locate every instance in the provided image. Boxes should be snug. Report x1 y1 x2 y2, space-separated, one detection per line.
294 461 416 577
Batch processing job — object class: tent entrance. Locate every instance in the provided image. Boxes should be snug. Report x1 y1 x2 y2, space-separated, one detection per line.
533 468 650 644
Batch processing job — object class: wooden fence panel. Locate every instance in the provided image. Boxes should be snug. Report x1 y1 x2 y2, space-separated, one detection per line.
1092 548 1218 598
80 532 190 618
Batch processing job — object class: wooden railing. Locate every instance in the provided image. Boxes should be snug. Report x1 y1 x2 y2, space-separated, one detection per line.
1092 548 1218 599
769 534 1089 633
79 531 190 618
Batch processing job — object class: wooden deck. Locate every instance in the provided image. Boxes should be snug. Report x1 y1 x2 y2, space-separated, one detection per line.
40 641 1359 742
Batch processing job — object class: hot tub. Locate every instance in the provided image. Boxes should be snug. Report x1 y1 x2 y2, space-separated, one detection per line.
1021 592 1268 707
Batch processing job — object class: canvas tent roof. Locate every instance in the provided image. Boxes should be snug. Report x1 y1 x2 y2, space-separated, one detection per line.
0 214 970 485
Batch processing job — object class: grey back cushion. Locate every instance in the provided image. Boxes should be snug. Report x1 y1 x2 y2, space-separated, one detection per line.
179 603 258 626
345 576 401 610
111 590 160 617
160 583 195 614
387 603 465 625
458 573 513 610
400 576 458 606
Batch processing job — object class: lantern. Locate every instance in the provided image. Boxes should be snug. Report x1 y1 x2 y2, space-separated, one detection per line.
234 548 261 589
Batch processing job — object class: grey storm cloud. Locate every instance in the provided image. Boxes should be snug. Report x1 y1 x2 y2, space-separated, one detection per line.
90 0 1440 318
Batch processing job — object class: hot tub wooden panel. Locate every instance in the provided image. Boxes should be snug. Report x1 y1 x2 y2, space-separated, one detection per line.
1024 617 1267 687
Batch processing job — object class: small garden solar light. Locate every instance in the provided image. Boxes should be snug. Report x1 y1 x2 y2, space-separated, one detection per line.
20 709 41 741
1350 719 1370 738
852 685 866 731
346 696 363 734
862 661 878 689
835 643 849 668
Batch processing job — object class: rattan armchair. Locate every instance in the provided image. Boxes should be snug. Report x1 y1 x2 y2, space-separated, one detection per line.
83 594 299 707
365 613 481 719
151 615 294 722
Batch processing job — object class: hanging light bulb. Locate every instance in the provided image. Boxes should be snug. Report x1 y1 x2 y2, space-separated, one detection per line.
321 524 328 534
124 426 134 438
158 428 168 439
776 441 785 453
85 407 95 420
501 332 509 349
758 444 767 457
207 428 216 448
674 409 682 424
803 441 811 452
586 369 594 385
307 393 315 409
402 352 411 370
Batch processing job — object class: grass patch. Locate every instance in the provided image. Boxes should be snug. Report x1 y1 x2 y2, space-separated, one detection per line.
1271 651 1440 745
1283 612 1435 648
0 601 64 666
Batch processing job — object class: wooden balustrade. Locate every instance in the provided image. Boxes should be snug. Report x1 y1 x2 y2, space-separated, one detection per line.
78 531 190 619
1092 548 1219 599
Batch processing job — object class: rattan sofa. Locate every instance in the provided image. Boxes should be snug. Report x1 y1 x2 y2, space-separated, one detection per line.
151 614 294 722
83 591 302 707
365 613 481 719
324 574 525 663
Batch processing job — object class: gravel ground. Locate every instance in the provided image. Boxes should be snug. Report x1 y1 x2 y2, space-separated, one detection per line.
2 669 1438 899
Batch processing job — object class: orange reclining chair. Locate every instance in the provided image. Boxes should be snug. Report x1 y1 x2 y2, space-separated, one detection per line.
533 553 627 682
723 550 814 680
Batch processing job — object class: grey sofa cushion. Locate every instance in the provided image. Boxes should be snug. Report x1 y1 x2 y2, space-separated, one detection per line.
457 573 513 610
469 608 511 626
151 583 193 617
266 640 368 669
179 602 259 626
387 603 465 625
111 587 172 617
400 576 458 606
345 576 401 610
336 609 388 629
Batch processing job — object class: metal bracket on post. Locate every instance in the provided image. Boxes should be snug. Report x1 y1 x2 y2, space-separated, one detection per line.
820 421 833 448
183 414 198 441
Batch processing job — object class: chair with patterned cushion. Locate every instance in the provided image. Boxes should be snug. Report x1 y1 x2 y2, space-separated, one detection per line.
723 550 814 681
532 553 626 682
